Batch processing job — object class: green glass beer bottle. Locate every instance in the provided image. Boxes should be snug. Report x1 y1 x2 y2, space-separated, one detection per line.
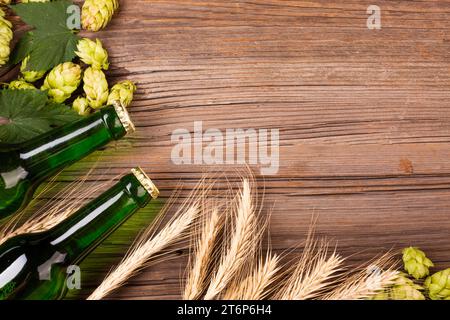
0 167 159 300
0 102 135 220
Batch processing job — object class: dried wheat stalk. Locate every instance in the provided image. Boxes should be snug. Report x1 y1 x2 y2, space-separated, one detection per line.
88 196 200 300
277 236 345 300
203 179 262 300
182 177 399 301
223 252 280 300
184 206 222 300
323 254 398 300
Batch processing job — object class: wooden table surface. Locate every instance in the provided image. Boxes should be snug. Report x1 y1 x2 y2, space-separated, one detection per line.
4 0 450 299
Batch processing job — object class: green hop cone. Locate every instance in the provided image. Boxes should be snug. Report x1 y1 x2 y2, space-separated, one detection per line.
402 247 434 280
83 67 109 109
20 56 46 83
75 38 109 70
41 62 82 103
72 96 91 116
81 0 119 32
107 80 136 107
390 274 425 300
425 268 450 300
0 8 12 67
7 80 36 90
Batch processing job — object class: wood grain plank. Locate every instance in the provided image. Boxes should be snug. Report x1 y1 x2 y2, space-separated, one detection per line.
4 0 450 299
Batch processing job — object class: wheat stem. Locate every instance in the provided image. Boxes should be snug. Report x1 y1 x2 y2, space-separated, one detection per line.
204 179 259 300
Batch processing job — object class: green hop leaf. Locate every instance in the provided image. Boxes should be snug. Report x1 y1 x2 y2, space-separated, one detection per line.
0 89 81 143
10 0 80 71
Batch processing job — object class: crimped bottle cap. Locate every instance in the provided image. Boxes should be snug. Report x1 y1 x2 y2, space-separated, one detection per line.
112 101 135 134
131 167 159 199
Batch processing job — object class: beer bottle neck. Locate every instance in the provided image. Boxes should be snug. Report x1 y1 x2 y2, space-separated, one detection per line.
45 169 158 263
19 104 134 180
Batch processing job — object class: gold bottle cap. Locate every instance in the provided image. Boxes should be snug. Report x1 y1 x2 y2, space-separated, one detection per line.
113 101 136 134
131 167 159 199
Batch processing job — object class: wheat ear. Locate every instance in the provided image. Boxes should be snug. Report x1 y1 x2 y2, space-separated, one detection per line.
88 200 199 300
277 239 345 300
204 179 260 300
323 254 398 300
223 252 280 300
184 206 222 300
